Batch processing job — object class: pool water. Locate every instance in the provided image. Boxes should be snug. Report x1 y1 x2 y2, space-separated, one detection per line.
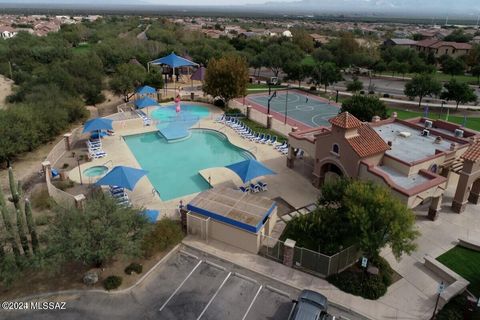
124 130 253 201
83 165 108 177
151 104 210 123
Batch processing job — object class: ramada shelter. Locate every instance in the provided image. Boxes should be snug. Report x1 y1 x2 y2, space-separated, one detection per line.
287 112 480 220
186 187 278 253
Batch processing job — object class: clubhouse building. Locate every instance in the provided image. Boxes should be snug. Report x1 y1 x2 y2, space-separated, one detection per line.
287 112 480 219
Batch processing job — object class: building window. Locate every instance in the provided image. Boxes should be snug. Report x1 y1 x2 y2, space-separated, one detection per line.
430 164 438 173
332 144 340 155
445 49 449 54
453 49 456 54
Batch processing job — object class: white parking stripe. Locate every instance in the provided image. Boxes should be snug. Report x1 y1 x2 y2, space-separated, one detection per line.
234 272 258 284
265 285 290 298
179 249 200 260
196 272 232 320
241 285 263 320
159 260 203 311
205 260 227 271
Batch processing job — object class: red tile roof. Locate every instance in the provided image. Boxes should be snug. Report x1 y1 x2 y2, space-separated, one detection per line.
416 39 440 48
462 142 480 162
430 41 472 50
347 124 390 158
329 112 362 129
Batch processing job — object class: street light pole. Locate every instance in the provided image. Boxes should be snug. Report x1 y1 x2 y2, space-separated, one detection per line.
431 281 444 320
77 157 83 186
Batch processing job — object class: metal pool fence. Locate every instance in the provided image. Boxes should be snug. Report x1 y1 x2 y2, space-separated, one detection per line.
260 235 360 278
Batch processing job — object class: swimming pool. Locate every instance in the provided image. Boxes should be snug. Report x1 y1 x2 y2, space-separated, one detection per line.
124 129 254 201
151 104 210 123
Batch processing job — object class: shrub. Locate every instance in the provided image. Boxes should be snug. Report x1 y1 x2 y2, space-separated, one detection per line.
141 218 184 258
359 90 365 95
383 93 390 98
310 86 317 91
53 179 74 191
103 275 122 291
368 90 375 95
327 256 393 300
224 107 243 116
35 215 51 226
213 98 226 108
31 188 54 210
124 262 143 275
62 163 69 169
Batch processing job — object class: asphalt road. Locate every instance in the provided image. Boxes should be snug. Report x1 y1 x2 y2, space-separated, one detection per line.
0 247 360 320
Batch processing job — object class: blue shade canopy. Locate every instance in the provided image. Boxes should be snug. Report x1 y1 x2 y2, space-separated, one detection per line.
142 209 159 223
225 159 276 183
150 52 198 68
135 97 159 109
136 85 156 95
82 117 113 133
96 166 148 191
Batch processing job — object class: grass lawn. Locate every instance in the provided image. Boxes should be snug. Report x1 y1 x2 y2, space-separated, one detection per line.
388 108 480 132
379 71 479 85
72 43 92 54
437 246 480 297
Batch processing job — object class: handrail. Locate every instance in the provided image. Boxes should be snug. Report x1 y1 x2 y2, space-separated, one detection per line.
102 160 113 167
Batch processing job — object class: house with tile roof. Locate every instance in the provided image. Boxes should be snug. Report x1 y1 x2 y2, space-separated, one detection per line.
287 112 480 219
384 38 472 59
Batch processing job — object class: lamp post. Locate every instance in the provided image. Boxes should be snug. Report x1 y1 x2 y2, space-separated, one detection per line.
431 281 445 319
284 84 290 125
77 156 83 186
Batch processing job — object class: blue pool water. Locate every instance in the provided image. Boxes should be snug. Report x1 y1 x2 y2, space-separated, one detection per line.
151 104 210 123
124 130 254 201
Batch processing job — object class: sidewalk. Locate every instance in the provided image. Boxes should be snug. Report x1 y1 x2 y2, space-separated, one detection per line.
182 237 417 320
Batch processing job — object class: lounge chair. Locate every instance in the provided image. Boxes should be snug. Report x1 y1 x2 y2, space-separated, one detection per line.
249 132 259 142
239 186 250 193
243 130 255 139
257 181 268 191
297 149 304 159
274 142 287 150
215 114 225 123
267 136 277 145
89 150 107 159
260 134 271 144
254 133 265 143
250 183 261 193
281 148 289 155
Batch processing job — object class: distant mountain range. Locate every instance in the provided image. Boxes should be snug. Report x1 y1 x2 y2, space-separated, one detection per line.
0 0 478 17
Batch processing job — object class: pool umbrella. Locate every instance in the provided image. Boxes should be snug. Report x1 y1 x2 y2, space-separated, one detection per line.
96 166 148 191
225 159 276 184
149 52 199 92
190 66 206 90
136 85 156 95
142 209 159 223
82 117 113 133
135 96 159 109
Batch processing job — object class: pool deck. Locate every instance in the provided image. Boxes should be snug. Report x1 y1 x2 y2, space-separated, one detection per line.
68 103 320 220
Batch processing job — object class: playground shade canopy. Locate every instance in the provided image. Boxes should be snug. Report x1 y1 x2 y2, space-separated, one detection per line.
135 97 159 109
96 166 148 191
225 159 276 184
82 117 113 133
191 66 206 81
150 52 199 68
136 85 156 95
187 187 277 233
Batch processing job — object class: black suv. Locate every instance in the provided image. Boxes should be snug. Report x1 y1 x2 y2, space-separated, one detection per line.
288 290 335 320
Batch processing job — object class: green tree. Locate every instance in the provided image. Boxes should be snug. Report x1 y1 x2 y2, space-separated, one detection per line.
284 62 311 88
404 73 442 107
310 62 343 92
444 29 473 43
203 54 249 106
441 79 477 111
44 194 151 267
471 65 480 85
372 61 387 75
341 95 387 121
110 63 147 101
440 56 466 77
343 180 419 261
346 77 364 93
291 28 314 53
144 67 164 89
263 42 304 77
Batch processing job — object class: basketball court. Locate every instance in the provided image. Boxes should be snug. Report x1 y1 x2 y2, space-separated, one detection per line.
245 89 341 128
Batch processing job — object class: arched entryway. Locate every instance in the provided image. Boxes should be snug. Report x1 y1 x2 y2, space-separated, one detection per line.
318 160 346 186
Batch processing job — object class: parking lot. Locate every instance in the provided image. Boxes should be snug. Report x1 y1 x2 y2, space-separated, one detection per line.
1 247 355 320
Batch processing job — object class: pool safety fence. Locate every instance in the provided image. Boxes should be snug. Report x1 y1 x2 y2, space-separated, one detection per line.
259 234 360 278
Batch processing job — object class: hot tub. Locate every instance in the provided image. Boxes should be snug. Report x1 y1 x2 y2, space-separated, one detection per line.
83 165 108 177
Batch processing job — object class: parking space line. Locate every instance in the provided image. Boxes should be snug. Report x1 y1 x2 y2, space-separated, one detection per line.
196 272 232 320
179 249 200 260
241 285 263 320
233 272 258 284
265 285 291 298
159 260 203 311
205 260 227 271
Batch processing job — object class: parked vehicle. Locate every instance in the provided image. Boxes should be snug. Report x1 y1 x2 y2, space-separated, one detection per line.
288 290 335 320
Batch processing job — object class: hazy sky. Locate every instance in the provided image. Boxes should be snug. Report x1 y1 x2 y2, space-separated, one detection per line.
145 0 278 4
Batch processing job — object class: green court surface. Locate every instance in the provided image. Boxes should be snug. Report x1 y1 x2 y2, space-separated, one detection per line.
246 90 341 128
